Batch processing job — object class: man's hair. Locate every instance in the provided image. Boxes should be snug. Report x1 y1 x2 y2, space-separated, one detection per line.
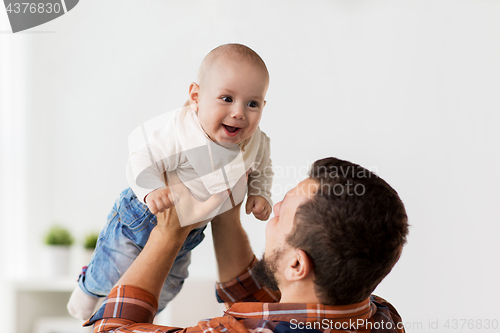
197 43 269 85
286 157 409 305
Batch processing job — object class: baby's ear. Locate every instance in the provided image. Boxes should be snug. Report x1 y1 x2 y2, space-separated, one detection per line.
188 82 200 111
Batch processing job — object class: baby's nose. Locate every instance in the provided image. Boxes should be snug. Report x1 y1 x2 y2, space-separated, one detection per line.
230 104 245 119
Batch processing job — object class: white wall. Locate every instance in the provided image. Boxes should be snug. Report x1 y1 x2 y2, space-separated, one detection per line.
1 0 499 331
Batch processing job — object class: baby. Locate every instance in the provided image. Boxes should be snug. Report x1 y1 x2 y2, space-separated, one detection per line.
67 43 273 320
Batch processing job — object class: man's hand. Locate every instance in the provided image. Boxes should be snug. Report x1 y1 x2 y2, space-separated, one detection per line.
246 195 272 221
153 203 204 240
145 187 174 214
166 171 230 226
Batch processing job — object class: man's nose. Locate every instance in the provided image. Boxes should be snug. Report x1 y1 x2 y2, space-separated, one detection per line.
273 201 281 217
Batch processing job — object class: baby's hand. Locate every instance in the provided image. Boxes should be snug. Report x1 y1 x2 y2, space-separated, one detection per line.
145 187 174 214
245 195 272 221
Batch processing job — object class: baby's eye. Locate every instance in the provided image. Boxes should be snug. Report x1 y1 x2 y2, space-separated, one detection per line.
221 96 233 103
247 101 258 108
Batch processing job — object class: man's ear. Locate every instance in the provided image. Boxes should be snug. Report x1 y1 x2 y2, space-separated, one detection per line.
188 82 200 111
284 249 312 282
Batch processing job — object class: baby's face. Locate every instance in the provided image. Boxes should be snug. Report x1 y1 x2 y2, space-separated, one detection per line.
191 58 269 145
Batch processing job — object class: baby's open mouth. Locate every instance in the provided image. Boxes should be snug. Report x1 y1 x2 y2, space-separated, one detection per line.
223 124 240 134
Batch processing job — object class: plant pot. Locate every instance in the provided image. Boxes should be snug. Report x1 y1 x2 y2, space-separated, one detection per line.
41 245 72 277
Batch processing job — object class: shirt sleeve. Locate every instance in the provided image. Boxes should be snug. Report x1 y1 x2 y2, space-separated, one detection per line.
247 132 273 207
83 285 160 332
126 113 183 204
215 257 281 306
84 286 251 333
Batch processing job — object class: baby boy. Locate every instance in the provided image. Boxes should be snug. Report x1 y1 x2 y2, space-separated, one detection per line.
67 43 273 320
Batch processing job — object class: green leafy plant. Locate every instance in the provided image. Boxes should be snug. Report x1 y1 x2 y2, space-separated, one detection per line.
83 232 99 249
44 225 74 246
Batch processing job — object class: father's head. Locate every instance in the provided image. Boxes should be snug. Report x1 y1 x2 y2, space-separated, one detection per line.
254 157 409 305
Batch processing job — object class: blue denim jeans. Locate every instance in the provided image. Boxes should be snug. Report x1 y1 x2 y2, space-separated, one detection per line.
78 187 206 312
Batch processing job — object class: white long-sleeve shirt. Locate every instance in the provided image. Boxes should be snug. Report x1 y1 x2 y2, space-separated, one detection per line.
126 107 273 224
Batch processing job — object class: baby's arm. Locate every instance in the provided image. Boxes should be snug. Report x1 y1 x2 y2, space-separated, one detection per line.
246 132 274 221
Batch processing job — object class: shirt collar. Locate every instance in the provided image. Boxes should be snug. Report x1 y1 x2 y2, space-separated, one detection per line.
225 297 376 324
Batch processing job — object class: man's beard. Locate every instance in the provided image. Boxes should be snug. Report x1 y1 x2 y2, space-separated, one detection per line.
253 248 284 292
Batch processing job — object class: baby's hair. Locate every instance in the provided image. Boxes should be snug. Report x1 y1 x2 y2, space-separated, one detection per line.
197 43 269 86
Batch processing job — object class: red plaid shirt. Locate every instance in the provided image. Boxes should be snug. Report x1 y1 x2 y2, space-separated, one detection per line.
85 258 405 333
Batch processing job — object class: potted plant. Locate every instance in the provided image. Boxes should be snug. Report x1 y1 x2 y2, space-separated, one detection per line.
82 232 99 264
45 225 74 246
42 225 74 277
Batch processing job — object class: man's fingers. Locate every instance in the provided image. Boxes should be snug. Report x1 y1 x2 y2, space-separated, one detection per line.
156 200 166 213
168 190 179 206
160 194 172 210
176 189 230 227
155 209 167 224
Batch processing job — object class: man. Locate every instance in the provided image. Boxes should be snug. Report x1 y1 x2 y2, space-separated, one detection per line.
84 157 409 333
